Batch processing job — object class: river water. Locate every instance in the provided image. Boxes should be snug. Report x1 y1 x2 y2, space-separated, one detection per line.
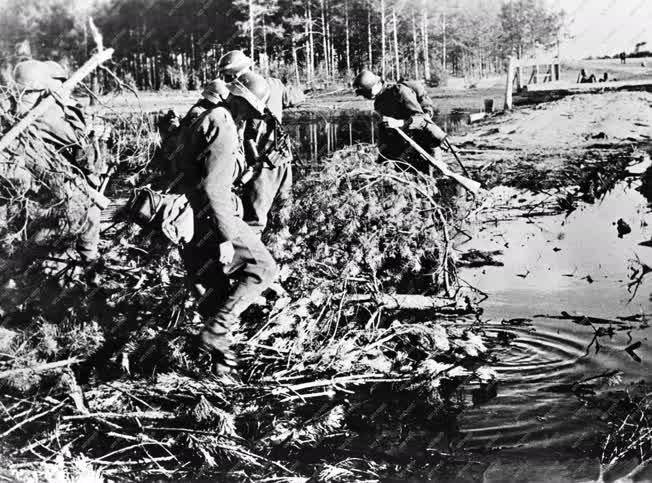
286 112 652 481
452 172 652 481
284 110 473 164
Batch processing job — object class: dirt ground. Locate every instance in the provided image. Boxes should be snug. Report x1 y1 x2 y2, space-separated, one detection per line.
454 90 652 149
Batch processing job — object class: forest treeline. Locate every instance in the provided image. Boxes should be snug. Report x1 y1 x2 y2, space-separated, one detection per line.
0 0 564 91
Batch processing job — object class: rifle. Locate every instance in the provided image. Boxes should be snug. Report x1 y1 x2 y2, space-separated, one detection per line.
393 126 482 196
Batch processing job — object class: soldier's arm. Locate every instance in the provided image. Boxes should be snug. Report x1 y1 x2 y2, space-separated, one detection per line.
397 84 425 116
199 111 240 242
415 86 435 118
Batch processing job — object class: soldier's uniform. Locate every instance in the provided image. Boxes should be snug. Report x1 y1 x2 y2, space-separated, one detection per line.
173 102 277 356
241 77 293 235
13 60 107 261
373 82 441 170
399 80 435 118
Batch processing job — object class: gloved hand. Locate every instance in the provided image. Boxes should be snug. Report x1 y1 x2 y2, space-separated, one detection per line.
381 116 404 130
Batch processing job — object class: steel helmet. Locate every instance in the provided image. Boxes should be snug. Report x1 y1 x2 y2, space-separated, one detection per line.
201 79 230 104
226 71 270 115
353 70 382 99
218 50 253 79
13 60 66 91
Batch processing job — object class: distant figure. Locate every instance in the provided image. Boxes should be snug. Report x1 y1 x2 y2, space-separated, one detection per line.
577 69 597 83
620 52 627 64
599 72 609 83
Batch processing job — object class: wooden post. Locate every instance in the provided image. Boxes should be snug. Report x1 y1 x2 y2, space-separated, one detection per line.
504 56 514 111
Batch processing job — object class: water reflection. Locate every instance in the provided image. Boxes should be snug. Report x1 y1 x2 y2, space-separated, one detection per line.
285 111 473 165
452 172 652 477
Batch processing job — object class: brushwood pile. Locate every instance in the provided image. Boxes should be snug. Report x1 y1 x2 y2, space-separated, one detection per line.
0 115 494 480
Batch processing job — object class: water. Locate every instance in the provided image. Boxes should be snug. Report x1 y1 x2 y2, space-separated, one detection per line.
449 161 652 480
284 110 473 164
280 112 651 479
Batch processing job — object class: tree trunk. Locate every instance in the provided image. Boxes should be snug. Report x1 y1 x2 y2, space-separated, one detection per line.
308 4 315 83
367 2 373 70
380 0 386 78
263 16 269 76
412 12 419 79
392 7 399 81
345 0 351 78
292 36 300 85
320 0 328 77
442 10 446 73
326 21 332 78
249 0 255 60
421 0 430 81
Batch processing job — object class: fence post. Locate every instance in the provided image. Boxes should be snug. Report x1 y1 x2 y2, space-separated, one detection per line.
504 56 514 110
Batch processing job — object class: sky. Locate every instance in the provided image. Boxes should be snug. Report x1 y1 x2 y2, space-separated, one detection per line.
549 0 652 59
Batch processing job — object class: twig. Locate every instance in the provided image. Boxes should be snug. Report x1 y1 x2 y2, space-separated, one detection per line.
0 401 65 438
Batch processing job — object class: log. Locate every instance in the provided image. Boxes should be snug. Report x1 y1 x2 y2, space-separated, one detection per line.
346 293 456 310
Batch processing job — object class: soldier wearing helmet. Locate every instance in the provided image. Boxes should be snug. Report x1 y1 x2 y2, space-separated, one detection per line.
171 70 277 370
11 59 110 274
156 79 231 181
218 49 294 236
218 50 255 83
353 69 446 170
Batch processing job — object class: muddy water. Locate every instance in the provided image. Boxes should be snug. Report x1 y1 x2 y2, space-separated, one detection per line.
451 161 652 480
284 110 473 164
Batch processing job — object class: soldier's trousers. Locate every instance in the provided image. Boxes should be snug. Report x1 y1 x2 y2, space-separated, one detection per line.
242 159 293 236
180 216 278 333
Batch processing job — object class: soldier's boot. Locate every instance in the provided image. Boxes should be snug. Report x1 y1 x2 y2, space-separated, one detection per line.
199 314 239 370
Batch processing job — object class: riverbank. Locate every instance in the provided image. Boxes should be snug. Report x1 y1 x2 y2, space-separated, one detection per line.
1 88 651 482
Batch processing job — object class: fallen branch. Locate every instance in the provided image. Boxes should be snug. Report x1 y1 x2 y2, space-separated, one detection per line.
0 357 81 379
63 410 175 421
346 293 456 310
0 401 65 438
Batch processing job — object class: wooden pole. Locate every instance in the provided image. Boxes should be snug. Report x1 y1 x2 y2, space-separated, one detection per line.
504 55 514 110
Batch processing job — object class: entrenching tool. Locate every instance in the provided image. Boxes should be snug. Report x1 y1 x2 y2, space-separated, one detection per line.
393 127 482 196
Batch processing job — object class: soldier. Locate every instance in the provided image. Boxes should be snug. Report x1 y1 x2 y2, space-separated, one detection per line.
218 51 293 236
10 60 110 271
156 79 230 183
352 70 447 172
171 71 278 368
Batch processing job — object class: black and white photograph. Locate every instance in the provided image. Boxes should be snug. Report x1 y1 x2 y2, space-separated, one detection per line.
0 0 650 480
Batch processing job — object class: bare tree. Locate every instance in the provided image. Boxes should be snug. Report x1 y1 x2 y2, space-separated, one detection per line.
249 0 255 58
392 6 399 80
381 0 386 78
345 0 351 78
421 0 430 81
412 11 419 79
320 0 328 76
367 0 373 69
